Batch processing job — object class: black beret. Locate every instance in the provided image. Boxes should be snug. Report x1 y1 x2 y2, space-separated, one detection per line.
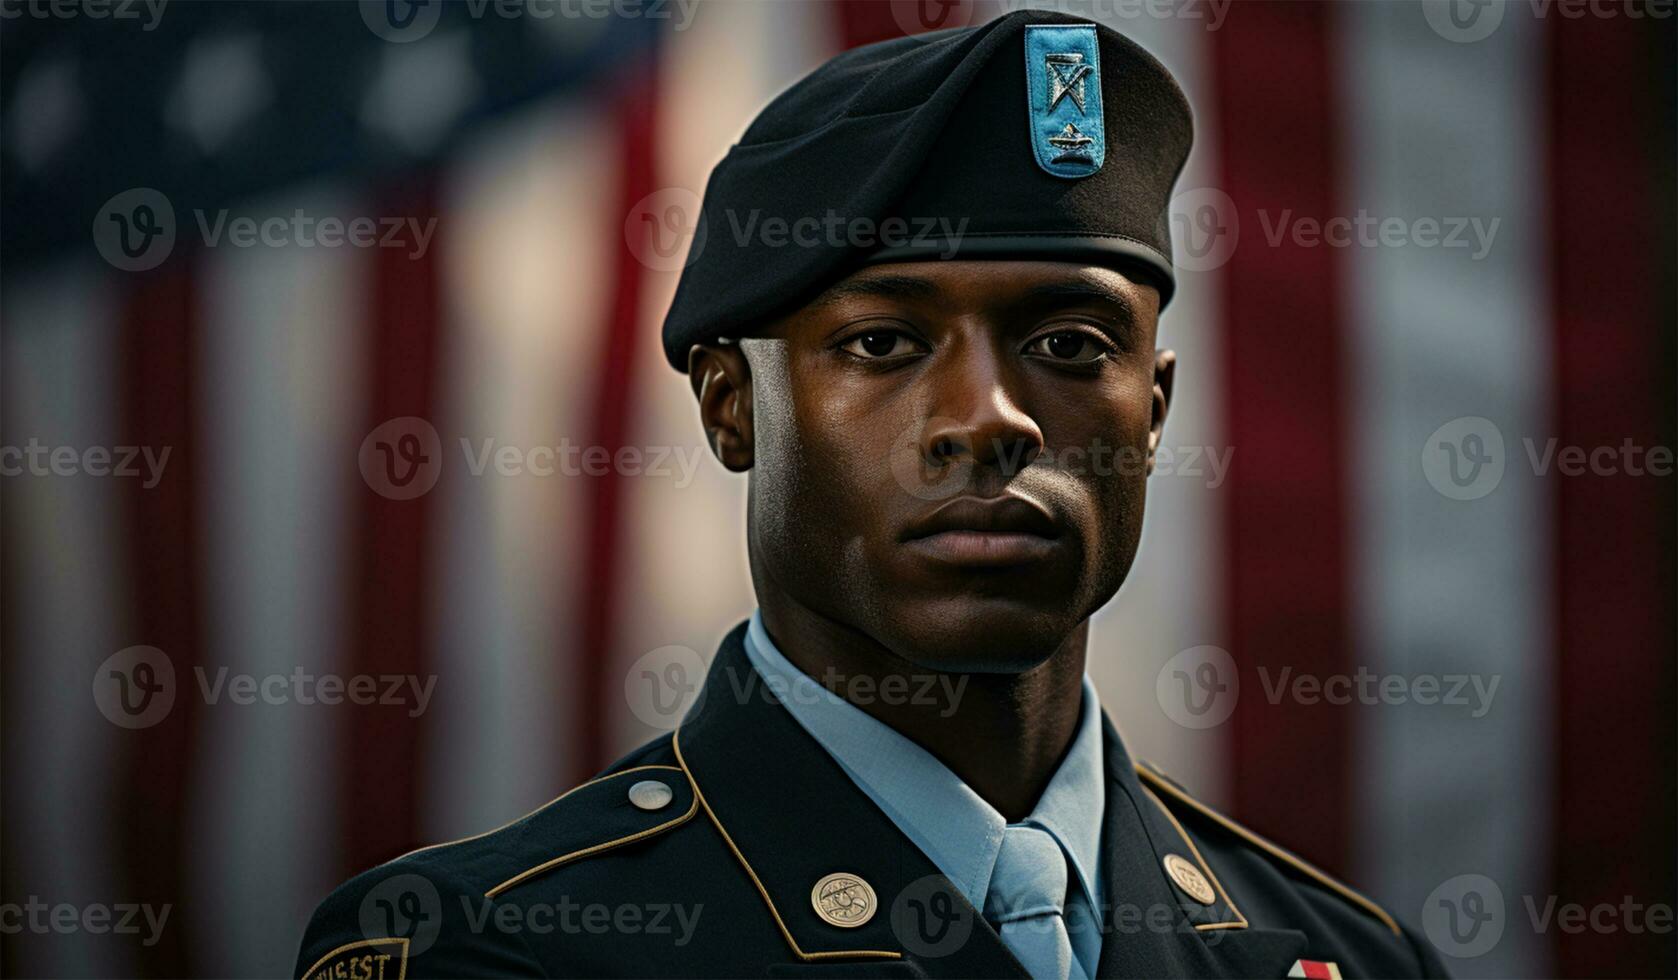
661 9 1194 371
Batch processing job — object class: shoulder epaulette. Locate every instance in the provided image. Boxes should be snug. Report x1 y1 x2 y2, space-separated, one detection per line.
1135 761 1401 937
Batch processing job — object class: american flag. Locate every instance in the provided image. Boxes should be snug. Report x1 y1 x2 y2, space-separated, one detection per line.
2 2 1671 977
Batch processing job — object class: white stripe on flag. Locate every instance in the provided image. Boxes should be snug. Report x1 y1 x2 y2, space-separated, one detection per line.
190 185 367 977
607 0 836 755
1338 5 1551 977
424 95 618 834
2 261 132 978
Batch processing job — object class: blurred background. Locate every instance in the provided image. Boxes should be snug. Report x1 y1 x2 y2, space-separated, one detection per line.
2 1 1672 977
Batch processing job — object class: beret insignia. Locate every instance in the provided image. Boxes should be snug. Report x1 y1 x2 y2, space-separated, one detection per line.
1025 24 1106 178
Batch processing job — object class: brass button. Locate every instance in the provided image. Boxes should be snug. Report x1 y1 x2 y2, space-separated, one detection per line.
811 872 877 928
627 779 673 811
1164 854 1216 905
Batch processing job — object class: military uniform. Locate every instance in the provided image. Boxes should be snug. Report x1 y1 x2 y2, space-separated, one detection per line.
297 624 1446 979
301 12 1449 978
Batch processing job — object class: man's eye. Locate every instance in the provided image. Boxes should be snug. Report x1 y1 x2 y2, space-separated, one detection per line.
1025 330 1108 363
840 331 919 359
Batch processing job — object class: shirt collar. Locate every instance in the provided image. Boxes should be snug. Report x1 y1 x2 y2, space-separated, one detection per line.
742 609 1106 913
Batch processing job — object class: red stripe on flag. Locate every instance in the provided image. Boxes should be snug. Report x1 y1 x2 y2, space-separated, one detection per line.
834 0 913 48
574 60 660 782
1210 2 1356 872
342 180 445 873
1545 14 1677 979
116 258 204 976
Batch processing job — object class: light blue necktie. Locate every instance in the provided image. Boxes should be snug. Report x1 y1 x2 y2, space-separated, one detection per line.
984 825 1084 980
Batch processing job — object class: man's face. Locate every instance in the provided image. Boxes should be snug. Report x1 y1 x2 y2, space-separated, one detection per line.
694 260 1173 672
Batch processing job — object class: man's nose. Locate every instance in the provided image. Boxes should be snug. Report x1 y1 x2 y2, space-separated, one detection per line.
918 349 1044 477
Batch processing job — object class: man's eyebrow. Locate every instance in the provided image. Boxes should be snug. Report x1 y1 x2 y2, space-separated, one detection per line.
1011 279 1138 314
808 273 942 307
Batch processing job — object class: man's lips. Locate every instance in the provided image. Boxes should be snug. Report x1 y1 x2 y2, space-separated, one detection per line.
900 496 1063 567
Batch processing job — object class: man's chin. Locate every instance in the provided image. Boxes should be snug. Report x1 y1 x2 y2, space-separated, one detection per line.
876 595 1082 675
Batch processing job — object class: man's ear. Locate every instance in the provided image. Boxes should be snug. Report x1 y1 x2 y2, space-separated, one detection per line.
688 342 755 472
1147 349 1176 475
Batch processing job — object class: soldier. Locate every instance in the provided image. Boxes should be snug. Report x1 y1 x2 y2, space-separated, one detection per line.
298 11 1448 978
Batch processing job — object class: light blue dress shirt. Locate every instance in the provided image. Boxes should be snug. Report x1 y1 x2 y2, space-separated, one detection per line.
742 610 1107 977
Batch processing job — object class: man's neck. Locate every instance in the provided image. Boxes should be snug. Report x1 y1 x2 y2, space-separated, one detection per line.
757 600 1089 823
